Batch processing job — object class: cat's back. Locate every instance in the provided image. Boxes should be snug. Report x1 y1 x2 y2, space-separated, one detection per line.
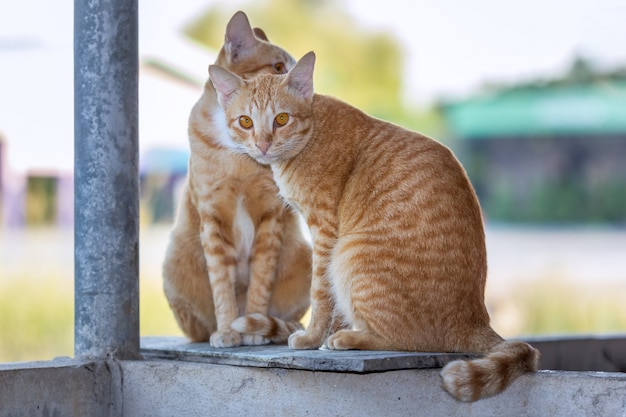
311 94 446 162
304 95 482 230
311 94 486 274
345 115 483 241
311 95 474 208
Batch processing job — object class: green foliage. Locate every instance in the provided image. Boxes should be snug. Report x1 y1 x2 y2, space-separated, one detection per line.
26 177 58 226
185 0 445 137
483 179 626 224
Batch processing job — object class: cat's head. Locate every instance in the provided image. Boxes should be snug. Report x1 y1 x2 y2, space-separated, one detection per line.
209 52 316 165
215 11 296 78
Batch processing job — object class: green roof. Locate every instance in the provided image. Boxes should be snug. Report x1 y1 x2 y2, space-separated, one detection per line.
442 81 626 139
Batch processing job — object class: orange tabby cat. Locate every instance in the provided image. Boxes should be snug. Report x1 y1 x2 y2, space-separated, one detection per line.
162 12 312 348
208 52 539 401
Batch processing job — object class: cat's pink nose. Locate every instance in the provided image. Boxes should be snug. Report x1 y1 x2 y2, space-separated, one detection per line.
256 141 271 155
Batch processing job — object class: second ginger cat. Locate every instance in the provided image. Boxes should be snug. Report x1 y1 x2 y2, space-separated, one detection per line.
162 12 312 348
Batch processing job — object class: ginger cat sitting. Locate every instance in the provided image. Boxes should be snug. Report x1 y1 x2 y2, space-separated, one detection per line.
208 52 539 401
162 12 312 348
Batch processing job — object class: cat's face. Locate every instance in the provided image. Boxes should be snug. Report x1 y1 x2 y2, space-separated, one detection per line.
210 52 317 165
216 11 296 78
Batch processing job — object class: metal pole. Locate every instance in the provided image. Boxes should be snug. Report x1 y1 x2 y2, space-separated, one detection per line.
74 0 140 359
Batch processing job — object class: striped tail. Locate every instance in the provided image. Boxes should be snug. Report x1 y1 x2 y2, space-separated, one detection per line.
440 340 539 402
231 313 304 344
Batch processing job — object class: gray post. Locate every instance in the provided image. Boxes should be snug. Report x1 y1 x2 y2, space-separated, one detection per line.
74 0 140 359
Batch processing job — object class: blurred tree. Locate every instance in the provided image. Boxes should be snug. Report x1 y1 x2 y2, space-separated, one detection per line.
185 0 444 136
567 56 595 84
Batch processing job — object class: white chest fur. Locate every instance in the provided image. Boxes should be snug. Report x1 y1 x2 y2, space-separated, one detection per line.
233 197 255 281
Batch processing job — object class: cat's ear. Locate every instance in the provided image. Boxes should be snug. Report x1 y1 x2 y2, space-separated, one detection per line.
284 51 315 100
253 27 269 41
209 65 243 108
224 11 257 63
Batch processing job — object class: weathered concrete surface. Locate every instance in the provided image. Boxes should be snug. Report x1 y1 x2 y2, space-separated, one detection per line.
141 336 478 372
0 358 119 417
121 359 626 417
528 335 626 372
74 0 140 359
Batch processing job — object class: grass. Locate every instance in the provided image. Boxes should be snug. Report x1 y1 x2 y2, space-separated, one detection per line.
0 277 73 362
518 277 626 336
0 274 182 363
139 277 184 339
1 272 625 362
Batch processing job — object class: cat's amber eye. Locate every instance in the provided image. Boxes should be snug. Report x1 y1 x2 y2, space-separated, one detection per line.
275 113 289 126
274 62 286 74
239 116 253 129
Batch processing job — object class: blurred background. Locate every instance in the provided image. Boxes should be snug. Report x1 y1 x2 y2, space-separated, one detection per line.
1 0 625 362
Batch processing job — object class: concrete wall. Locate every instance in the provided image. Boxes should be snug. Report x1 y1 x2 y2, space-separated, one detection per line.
3 357 624 417
120 359 626 417
0 358 118 417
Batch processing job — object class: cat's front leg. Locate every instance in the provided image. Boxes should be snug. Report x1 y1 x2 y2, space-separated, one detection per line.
288 269 333 349
200 214 242 348
288 224 335 350
243 210 283 316
239 210 283 346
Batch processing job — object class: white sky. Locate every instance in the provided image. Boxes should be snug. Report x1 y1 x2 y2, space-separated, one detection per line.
343 0 626 103
1 0 625 173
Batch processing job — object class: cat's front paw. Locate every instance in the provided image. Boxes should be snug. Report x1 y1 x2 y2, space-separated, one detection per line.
288 330 323 350
326 332 347 350
210 329 242 348
242 334 271 346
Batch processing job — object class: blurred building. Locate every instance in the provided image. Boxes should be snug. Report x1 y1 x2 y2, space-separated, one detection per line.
0 32 211 229
442 71 626 224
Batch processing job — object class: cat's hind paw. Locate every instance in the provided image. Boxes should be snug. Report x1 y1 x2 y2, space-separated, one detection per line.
288 330 323 350
210 329 242 348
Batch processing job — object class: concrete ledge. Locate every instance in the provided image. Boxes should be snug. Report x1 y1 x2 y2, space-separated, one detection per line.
528 334 626 372
0 357 119 417
2 354 625 416
3 336 626 416
120 359 626 417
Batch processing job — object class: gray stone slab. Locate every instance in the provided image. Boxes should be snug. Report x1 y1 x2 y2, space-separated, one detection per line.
140 336 478 373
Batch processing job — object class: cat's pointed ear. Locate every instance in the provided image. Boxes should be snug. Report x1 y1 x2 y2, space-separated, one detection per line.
209 65 243 108
224 11 257 63
284 51 315 100
253 27 269 41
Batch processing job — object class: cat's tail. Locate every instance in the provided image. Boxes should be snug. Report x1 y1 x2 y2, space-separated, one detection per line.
231 313 304 344
440 340 539 402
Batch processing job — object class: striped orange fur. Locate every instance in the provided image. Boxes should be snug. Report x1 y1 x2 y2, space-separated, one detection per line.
209 51 539 400
162 12 311 348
